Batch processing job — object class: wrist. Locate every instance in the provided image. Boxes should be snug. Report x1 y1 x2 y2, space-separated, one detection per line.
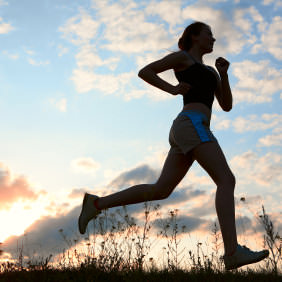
220 73 228 79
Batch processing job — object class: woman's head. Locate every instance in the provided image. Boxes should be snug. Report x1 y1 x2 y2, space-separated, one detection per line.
178 22 214 52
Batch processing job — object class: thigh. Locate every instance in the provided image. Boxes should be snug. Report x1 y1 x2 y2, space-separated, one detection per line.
192 141 235 186
155 149 194 191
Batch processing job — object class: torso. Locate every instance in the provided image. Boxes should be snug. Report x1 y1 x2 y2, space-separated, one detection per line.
174 51 217 123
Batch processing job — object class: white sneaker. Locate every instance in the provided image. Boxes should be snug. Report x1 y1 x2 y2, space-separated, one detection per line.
223 244 269 270
78 193 101 234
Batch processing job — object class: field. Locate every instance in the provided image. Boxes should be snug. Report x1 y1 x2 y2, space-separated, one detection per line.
0 204 281 281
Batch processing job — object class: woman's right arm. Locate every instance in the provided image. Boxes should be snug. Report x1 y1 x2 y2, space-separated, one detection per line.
138 52 191 96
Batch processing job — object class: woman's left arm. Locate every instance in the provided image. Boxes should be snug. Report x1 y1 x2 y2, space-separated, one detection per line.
214 57 233 112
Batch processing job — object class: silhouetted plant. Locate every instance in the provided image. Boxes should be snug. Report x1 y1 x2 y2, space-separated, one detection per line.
258 205 281 274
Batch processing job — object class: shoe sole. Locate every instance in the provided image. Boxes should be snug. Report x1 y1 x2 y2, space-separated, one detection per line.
226 250 269 270
78 193 90 235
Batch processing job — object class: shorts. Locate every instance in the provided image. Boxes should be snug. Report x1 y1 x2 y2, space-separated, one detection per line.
169 110 218 155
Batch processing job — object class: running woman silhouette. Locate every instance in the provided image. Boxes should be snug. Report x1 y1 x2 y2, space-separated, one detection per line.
78 21 269 270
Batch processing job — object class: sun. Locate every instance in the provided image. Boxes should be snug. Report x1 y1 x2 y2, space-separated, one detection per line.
0 202 45 243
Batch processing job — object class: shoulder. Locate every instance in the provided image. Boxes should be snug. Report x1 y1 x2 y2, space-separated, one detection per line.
144 50 191 73
163 50 193 71
162 50 189 62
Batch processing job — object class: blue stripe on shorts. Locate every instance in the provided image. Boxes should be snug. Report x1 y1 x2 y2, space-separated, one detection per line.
179 111 211 142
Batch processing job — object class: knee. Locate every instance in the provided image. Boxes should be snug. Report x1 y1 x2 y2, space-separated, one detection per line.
152 183 173 200
217 172 236 191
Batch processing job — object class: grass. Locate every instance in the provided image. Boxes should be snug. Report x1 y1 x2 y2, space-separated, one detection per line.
0 203 281 281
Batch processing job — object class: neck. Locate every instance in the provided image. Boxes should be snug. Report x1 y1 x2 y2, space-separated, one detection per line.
188 47 204 64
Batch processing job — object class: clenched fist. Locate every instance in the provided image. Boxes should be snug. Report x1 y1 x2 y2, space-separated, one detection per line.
171 82 191 96
215 57 230 76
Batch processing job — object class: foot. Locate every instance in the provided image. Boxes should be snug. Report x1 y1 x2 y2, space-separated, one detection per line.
78 193 101 234
223 244 269 270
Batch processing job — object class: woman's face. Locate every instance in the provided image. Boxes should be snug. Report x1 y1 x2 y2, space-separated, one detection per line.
194 26 216 53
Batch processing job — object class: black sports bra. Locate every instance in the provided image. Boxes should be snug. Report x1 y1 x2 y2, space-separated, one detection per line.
174 52 217 110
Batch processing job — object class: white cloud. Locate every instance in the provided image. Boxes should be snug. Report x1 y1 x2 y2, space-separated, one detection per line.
71 68 135 95
2 50 19 60
0 17 13 34
260 16 282 60
50 98 67 112
213 113 282 134
75 44 120 69
233 6 264 39
181 4 246 55
258 132 282 147
232 60 282 104
232 114 282 133
145 0 183 28
230 151 282 187
262 0 282 8
92 0 173 53
59 9 100 45
28 58 50 66
71 157 100 174
60 0 281 103
57 44 69 57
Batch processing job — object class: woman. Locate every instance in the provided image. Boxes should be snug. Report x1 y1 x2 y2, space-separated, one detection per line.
78 22 269 270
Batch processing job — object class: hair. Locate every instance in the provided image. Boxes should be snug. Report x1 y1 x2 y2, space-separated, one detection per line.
178 21 209 51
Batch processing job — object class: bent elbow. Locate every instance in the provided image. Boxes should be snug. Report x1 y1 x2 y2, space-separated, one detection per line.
138 69 143 78
223 105 232 112
138 67 147 78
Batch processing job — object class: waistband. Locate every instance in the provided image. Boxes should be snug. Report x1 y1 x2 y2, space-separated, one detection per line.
177 110 209 123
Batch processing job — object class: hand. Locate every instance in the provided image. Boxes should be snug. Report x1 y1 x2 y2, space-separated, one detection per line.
215 57 230 76
172 82 191 96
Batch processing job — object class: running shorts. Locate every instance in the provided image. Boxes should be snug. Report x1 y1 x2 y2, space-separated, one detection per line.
169 110 218 155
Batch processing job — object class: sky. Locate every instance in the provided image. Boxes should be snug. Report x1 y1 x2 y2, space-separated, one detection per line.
0 0 281 266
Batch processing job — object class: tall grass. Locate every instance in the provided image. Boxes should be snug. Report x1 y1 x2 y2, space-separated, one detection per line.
0 203 281 281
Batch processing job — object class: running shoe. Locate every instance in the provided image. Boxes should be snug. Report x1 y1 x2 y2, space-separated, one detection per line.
223 244 269 270
78 193 101 234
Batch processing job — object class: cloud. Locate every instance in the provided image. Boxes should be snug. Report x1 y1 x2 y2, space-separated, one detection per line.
230 151 282 187
71 157 101 174
75 44 120 69
68 188 88 199
3 206 81 259
260 16 282 60
0 0 7 6
107 164 158 190
71 68 135 95
2 161 278 262
232 60 282 104
93 0 173 53
50 98 67 112
0 17 13 34
262 0 282 9
258 132 282 147
152 214 206 235
181 4 246 56
0 164 41 210
59 9 100 45
213 113 282 134
2 50 19 60
232 114 282 133
28 58 50 66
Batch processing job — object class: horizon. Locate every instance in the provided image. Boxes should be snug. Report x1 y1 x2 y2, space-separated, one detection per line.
0 0 281 264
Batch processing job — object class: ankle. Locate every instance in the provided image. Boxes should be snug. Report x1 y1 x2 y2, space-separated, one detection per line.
225 246 237 256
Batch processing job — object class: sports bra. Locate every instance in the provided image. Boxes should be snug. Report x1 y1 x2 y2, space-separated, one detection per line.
174 52 217 110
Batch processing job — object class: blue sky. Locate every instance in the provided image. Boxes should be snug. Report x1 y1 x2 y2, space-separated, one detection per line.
0 0 281 265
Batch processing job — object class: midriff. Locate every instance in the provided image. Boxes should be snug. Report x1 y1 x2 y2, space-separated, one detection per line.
182 102 211 124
